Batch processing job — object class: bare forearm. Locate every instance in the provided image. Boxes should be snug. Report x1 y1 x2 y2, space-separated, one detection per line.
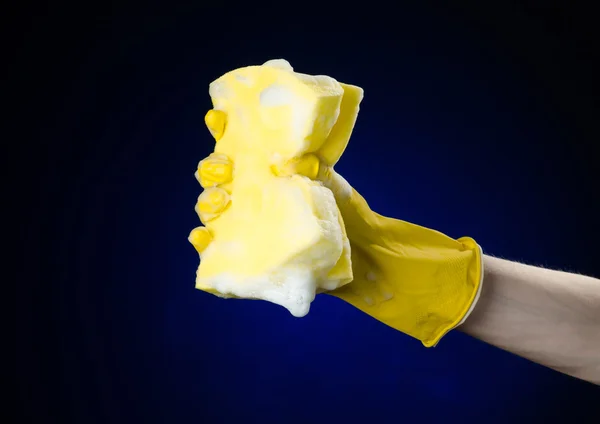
460 255 600 384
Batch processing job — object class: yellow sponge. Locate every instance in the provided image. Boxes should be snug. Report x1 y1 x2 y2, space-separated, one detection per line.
189 59 363 316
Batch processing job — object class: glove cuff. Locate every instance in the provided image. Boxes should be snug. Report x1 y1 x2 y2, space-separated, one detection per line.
422 237 484 347
455 239 484 328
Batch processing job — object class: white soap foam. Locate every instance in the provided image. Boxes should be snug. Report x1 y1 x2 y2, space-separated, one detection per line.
199 60 353 316
295 73 341 96
200 267 318 317
196 179 348 316
209 81 231 103
381 291 394 301
259 84 313 147
262 59 294 71
259 84 295 107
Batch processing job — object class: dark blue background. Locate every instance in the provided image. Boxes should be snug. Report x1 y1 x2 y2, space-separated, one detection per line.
13 2 599 423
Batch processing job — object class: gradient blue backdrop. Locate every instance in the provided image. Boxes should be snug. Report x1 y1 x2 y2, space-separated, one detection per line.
15 2 599 423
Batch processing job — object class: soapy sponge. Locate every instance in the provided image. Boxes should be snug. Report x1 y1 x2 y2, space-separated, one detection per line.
189 59 363 317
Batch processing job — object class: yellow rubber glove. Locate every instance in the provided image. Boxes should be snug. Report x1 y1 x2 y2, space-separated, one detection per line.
190 59 483 347
193 150 484 348
309 162 484 347
272 72 484 347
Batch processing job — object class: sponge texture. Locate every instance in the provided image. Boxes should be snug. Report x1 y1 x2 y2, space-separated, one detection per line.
191 59 363 316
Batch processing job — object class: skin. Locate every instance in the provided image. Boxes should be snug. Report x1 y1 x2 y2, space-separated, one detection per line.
459 255 600 385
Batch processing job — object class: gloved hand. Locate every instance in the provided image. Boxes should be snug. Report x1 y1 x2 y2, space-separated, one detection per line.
305 160 484 347
190 67 483 347
263 78 483 347
196 143 484 347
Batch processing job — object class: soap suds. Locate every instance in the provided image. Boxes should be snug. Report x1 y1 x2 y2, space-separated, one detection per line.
381 291 394 301
196 181 349 316
259 84 295 107
209 81 231 100
195 59 355 316
259 84 312 144
200 267 318 317
263 59 294 71
320 280 340 291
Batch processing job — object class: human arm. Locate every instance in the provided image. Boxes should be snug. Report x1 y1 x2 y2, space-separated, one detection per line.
459 255 600 385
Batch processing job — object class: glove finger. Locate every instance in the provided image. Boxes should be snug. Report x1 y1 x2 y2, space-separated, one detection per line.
188 226 213 254
195 187 231 224
204 109 227 141
271 154 375 230
270 153 352 204
271 153 320 180
196 153 233 188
